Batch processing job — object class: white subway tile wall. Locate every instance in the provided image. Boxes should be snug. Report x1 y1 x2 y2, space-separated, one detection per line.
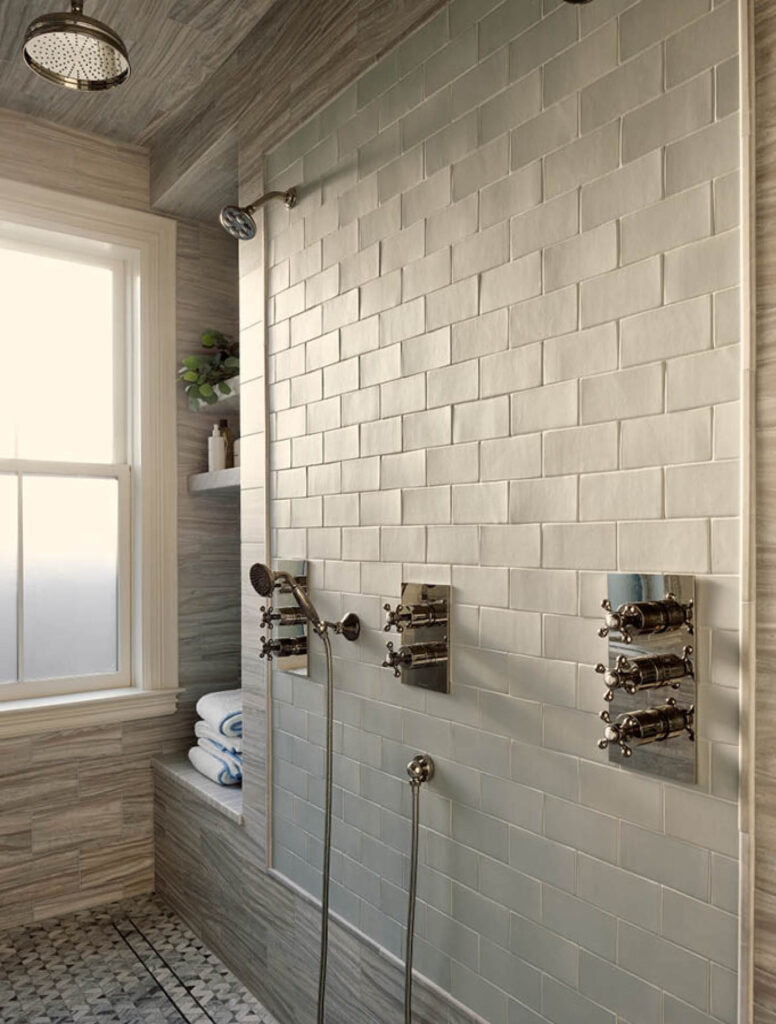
247 1 742 1022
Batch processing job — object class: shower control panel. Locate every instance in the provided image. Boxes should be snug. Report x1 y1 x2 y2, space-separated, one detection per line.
383 583 450 693
258 559 309 675
595 573 696 782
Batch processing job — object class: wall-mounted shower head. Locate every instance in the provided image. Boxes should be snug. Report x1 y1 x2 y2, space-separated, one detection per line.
219 206 259 241
219 189 297 240
23 1 130 91
250 562 324 632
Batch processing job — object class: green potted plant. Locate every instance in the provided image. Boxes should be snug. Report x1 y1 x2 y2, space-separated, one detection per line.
178 329 239 411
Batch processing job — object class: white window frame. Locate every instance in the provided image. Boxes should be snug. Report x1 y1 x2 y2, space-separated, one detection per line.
0 176 179 736
0 241 130 700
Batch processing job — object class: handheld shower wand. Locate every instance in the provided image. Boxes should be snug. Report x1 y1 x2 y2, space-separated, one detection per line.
250 563 324 633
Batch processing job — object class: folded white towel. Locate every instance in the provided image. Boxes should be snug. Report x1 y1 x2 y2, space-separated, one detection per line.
188 745 242 786
197 737 243 767
195 720 242 754
196 689 242 737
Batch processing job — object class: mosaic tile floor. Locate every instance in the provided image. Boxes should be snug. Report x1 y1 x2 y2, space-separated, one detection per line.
0 893 280 1024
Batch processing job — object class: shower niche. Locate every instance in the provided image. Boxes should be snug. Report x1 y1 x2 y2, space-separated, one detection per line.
595 573 697 783
258 559 309 675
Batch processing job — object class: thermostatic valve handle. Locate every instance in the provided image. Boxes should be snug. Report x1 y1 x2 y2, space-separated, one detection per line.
383 600 448 633
598 594 693 644
382 639 448 677
382 640 407 677
259 605 279 629
383 604 407 633
259 635 308 660
598 709 634 758
596 647 694 701
259 635 276 661
598 701 694 758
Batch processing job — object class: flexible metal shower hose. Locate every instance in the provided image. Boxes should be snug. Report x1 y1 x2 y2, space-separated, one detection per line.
317 631 334 1024
405 778 422 1024
315 633 424 1024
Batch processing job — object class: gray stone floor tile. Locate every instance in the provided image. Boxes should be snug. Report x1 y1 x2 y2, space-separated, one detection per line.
0 894 279 1024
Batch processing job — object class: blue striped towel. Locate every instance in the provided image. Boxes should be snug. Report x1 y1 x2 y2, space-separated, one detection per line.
196 689 242 738
188 744 242 786
194 720 242 754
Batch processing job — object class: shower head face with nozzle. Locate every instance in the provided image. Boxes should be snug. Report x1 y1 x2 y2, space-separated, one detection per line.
250 563 276 598
23 1 130 91
219 206 257 241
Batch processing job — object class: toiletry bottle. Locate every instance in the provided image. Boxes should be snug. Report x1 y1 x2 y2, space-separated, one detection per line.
208 423 227 472
219 419 235 469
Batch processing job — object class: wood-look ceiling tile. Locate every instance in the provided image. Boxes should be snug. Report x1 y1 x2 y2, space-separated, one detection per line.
0 0 280 146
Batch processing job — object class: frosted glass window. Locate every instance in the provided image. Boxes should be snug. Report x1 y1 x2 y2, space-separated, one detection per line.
0 476 17 684
0 246 115 463
23 476 119 681
0 232 129 699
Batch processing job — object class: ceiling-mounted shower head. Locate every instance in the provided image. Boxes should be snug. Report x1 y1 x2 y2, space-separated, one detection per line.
219 189 297 240
563 0 594 4
23 0 130 91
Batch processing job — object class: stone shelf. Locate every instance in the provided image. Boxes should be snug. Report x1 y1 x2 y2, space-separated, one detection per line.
188 466 240 494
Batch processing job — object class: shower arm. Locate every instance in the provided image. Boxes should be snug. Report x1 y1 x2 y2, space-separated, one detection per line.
245 189 297 214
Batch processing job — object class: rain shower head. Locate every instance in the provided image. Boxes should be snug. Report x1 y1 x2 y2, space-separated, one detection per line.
23 1 130 91
219 189 297 240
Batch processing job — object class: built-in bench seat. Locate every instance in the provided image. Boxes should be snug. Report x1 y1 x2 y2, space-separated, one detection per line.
153 753 243 825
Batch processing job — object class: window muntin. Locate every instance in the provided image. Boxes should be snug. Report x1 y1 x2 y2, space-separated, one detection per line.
0 236 130 699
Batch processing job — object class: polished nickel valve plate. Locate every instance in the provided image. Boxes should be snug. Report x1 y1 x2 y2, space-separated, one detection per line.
599 573 696 783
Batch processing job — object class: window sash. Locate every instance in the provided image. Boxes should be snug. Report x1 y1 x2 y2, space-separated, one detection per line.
0 459 131 700
0 239 128 466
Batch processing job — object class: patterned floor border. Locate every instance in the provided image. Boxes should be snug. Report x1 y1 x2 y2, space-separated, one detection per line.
0 893 280 1024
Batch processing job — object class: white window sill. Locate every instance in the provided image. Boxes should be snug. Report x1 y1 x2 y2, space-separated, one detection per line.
0 686 180 738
